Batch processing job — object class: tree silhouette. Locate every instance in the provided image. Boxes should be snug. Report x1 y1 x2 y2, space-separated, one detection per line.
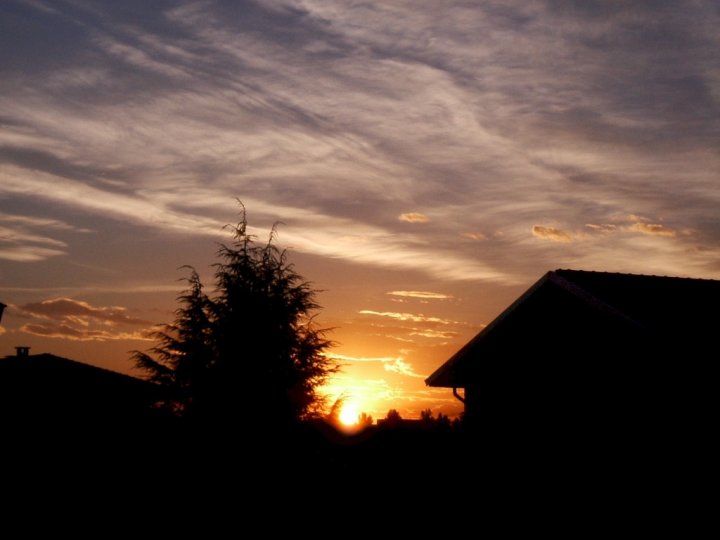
420 408 452 430
134 208 338 430
384 408 402 427
358 412 373 428
326 393 347 426
134 270 214 416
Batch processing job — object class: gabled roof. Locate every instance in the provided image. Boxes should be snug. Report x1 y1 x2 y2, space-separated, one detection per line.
426 269 720 388
0 352 154 389
0 352 162 417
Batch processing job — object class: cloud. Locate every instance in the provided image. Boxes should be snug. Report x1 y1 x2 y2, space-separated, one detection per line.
0 226 66 248
326 352 403 364
0 4 717 332
462 232 488 241
13 297 155 342
409 329 458 340
1 0 717 421
325 352 425 378
18 298 152 326
0 212 91 232
387 291 452 300
585 223 618 234
630 222 677 238
0 167 513 281
358 308 475 345
584 220 681 239
398 213 430 223
383 358 425 378
0 213 82 261
19 323 153 342
359 310 458 325
532 225 573 243
1 0 716 286
0 246 66 262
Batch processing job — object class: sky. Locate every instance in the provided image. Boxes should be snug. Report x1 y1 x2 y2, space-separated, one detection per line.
1 0 719 420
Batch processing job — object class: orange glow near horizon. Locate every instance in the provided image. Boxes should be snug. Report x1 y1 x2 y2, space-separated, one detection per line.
319 328 465 421
338 401 360 427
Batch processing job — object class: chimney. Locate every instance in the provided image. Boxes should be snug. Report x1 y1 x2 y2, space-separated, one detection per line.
15 346 31 358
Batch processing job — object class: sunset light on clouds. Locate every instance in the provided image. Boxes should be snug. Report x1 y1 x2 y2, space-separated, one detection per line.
1 1 719 419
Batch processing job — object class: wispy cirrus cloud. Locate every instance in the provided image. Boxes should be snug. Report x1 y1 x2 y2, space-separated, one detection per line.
0 212 85 261
359 310 460 325
0 166 511 281
630 222 678 238
326 352 404 364
383 357 425 378
409 329 458 340
358 308 474 346
0 212 91 232
0 245 66 263
19 323 153 342
387 291 452 300
2 0 720 412
325 352 425 378
18 297 152 326
2 0 718 283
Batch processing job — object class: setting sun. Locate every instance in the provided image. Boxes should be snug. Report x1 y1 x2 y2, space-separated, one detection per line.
338 402 360 427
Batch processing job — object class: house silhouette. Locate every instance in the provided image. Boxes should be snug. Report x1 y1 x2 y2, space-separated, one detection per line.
0 348 162 424
426 269 719 445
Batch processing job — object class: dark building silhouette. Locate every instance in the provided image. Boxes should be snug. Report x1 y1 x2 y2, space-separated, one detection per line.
0 348 162 424
0 301 6 324
426 269 719 445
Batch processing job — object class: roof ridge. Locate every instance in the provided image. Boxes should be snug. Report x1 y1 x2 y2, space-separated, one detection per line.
555 268 720 283
11 353 153 384
548 272 646 331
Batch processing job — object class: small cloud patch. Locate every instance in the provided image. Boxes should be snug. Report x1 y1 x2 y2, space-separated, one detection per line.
532 225 573 243
462 232 487 241
15 297 154 342
399 212 429 223
360 310 455 325
585 223 618 234
387 290 452 300
384 357 425 378
630 222 677 238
